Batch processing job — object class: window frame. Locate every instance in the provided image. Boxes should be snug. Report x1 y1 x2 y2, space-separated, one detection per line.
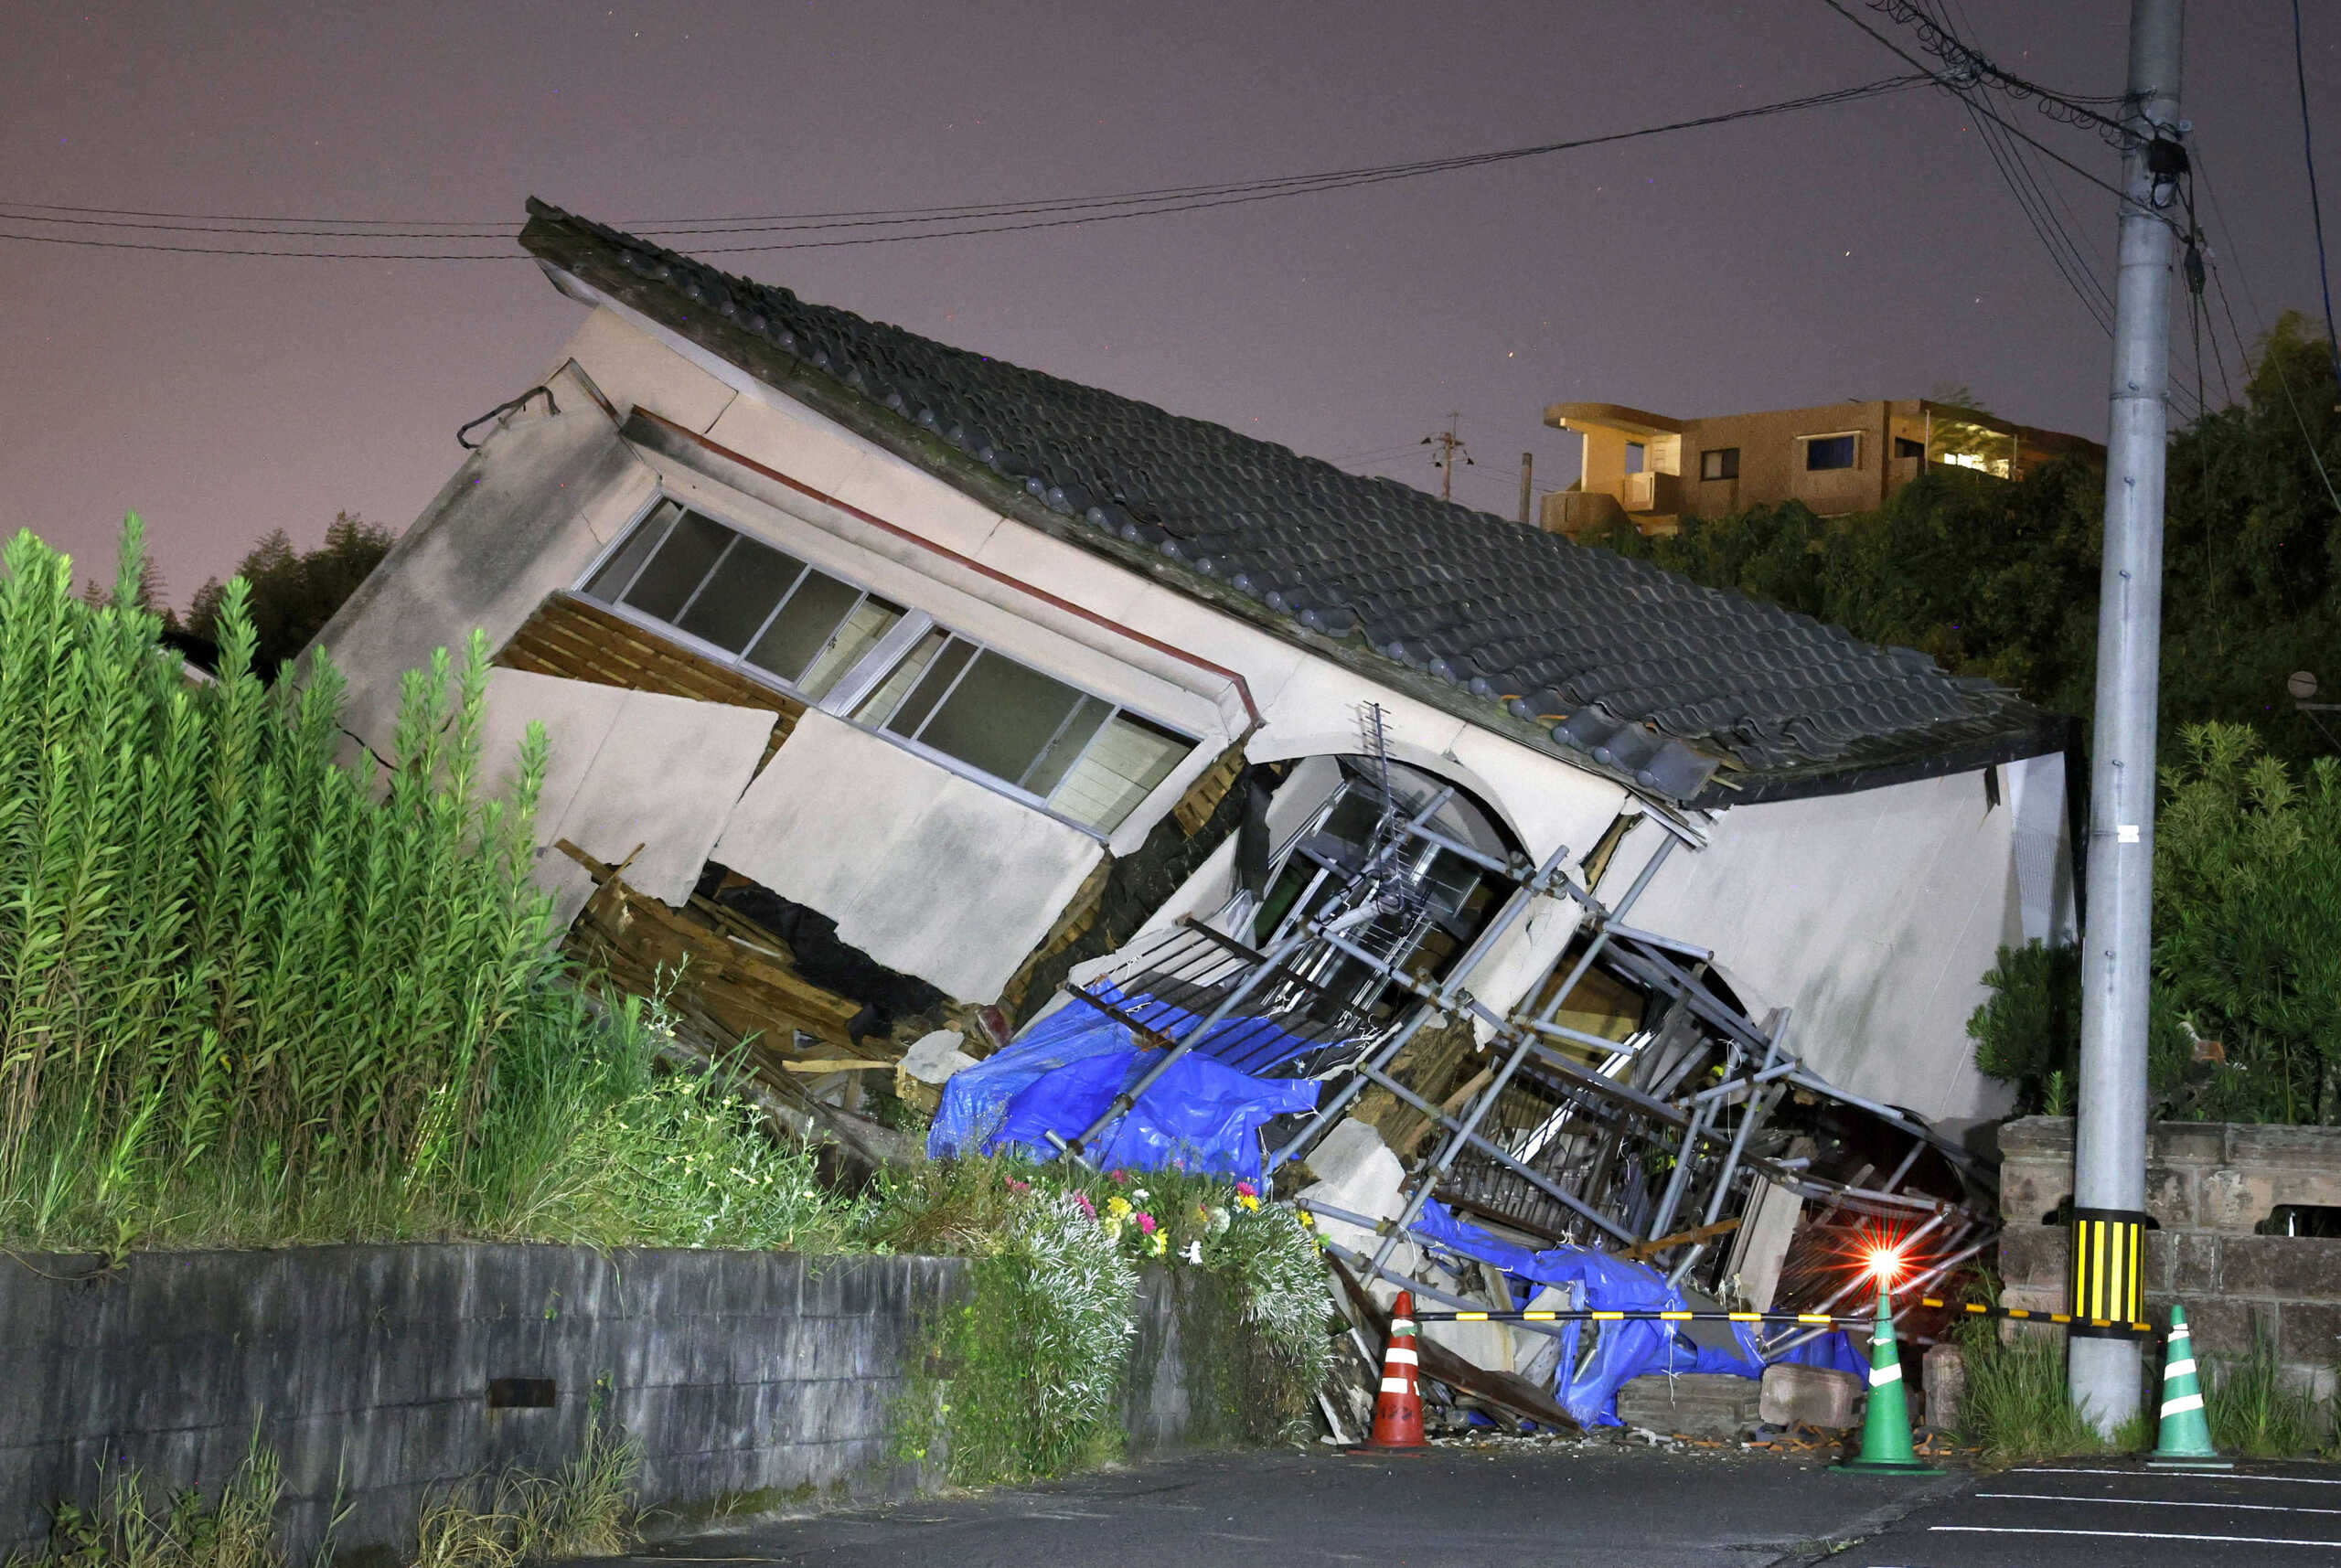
1800 432 1863 473
571 492 1200 838
1697 446 1740 482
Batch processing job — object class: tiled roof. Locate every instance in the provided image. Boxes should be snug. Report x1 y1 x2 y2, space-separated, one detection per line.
519 200 2059 806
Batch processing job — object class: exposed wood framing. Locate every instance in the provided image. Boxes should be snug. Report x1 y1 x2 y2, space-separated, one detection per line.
1170 743 1246 837
556 841 886 1086
495 592 807 768
996 854 1113 1019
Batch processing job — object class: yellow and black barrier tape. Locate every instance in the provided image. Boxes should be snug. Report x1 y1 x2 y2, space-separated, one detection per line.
1411 1308 1860 1327
1915 1296 2155 1338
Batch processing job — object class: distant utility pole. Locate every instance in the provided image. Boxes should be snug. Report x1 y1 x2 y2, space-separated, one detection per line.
2070 0 2184 1435
1517 452 1535 526
1421 413 1472 502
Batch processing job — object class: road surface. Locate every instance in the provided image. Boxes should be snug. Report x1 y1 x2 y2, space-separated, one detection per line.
604 1444 2341 1568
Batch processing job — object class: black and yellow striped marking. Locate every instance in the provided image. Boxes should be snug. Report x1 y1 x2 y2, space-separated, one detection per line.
2068 1207 2149 1339
1916 1295 2154 1337
1416 1308 1858 1328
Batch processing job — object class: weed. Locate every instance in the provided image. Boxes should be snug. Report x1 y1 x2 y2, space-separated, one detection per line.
34 1433 283 1568
2206 1329 2328 1457
1952 1318 2106 1464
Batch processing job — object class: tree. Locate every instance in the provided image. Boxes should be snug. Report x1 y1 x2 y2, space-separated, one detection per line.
1586 312 2341 766
188 511 393 678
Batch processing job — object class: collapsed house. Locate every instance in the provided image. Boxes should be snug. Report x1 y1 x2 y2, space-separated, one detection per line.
315 198 2079 1423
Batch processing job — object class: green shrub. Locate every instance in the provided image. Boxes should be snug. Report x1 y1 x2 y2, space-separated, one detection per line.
1971 725 2341 1124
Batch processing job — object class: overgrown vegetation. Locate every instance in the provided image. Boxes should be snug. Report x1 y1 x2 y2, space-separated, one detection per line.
34 1434 288 1568
0 521 847 1253
875 1157 1335 1484
13 1409 641 1568
1968 725 2341 1120
1952 1317 2111 1464
1953 1302 2341 1464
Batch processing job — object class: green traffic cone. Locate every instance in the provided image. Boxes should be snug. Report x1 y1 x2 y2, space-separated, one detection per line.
1836 1281 1944 1475
2147 1303 2232 1469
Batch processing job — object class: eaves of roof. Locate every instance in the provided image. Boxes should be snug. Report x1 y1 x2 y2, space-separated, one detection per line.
518 199 2061 810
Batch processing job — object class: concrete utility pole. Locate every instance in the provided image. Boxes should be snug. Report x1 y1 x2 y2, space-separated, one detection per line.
2069 0 2183 1433
1421 413 1472 502
1517 451 1534 525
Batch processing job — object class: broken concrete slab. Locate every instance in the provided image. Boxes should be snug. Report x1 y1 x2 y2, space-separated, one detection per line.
1615 1372 1762 1439
1758 1361 1864 1430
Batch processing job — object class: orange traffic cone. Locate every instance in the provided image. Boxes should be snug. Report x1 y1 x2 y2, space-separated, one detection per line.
1352 1289 1428 1451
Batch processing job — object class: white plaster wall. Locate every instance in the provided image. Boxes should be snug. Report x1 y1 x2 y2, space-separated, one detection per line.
712 711 1106 1000
551 289 1637 869
1609 768 2029 1131
476 669 774 927
311 360 658 752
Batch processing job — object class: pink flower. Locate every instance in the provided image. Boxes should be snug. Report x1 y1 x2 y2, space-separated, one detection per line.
1005 1178 1032 1194
1073 1192 1096 1217
1137 1212 1158 1235
1234 1179 1258 1199
1109 1168 1130 1184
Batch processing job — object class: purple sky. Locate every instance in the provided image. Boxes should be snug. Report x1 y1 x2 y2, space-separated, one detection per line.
4 1 2334 607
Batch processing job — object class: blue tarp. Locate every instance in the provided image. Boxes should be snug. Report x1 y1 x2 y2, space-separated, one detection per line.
928 985 1320 1178
1409 1198 1865 1426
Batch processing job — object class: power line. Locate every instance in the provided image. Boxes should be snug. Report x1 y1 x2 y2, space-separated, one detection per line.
2290 0 2341 397
0 74 1930 261
2192 143 2341 516
1859 0 2134 144
1810 0 2142 208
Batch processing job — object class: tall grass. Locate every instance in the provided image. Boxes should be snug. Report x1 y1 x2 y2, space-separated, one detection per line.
2207 1329 2329 1457
1953 1317 2108 1464
0 521 846 1253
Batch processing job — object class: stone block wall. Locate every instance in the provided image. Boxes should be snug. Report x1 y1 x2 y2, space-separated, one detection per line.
0 1246 1239 1563
1999 1117 2341 1391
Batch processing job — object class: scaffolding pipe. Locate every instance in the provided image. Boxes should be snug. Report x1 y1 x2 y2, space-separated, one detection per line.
1368 831 1679 1275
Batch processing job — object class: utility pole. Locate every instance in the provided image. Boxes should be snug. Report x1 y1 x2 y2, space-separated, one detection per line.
2069 0 2183 1435
1421 413 1472 502
1517 451 1535 526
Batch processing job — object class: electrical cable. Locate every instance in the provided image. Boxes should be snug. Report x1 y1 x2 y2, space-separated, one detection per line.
2193 142 2341 516
2289 0 2341 397
1860 0 2135 145
1810 0 2148 212
0 73 1929 259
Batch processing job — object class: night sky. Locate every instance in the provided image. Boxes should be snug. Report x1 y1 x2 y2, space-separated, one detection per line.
5 1 2334 607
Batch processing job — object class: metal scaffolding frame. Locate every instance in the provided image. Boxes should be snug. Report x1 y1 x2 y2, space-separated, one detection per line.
1032 755 1998 1368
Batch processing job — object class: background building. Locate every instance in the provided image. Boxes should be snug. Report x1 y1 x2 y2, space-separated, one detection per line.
1543 397 2105 537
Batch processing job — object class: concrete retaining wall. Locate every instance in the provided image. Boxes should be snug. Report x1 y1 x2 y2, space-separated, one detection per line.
2000 1116 2341 1392
0 1245 1243 1562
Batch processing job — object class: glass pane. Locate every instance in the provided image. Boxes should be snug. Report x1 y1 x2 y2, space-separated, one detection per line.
796 596 905 699
583 499 680 602
919 650 1085 784
1049 712 1192 830
853 628 952 728
1805 435 1857 472
622 509 732 621
743 570 861 683
1018 694 1112 796
676 537 807 653
880 636 974 737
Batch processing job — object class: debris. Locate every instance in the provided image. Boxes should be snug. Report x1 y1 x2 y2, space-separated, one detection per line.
1615 1373 1762 1441
1759 1362 1865 1430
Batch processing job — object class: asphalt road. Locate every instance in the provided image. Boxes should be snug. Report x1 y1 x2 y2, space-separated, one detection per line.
614 1442 1964 1568
1861 1460 2341 1566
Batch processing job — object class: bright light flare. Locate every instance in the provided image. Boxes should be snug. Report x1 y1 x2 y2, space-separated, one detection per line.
1834 1220 1927 1294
